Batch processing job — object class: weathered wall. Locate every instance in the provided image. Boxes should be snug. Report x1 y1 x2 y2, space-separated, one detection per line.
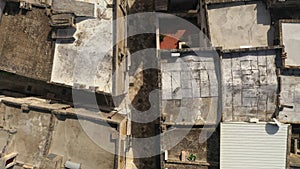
0 0 5 21
117 118 127 169
198 0 209 43
114 0 129 97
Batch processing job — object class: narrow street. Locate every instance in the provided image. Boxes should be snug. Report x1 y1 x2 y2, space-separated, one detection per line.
126 0 161 168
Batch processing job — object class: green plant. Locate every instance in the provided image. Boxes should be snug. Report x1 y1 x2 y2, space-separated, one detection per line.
187 154 196 161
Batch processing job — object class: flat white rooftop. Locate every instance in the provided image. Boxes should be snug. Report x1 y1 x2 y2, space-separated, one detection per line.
51 5 113 93
278 75 300 123
207 1 274 49
281 22 300 67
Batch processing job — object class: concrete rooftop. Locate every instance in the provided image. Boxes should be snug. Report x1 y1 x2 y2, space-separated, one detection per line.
222 48 278 122
0 95 124 168
278 75 300 123
160 50 221 125
207 1 274 49
51 3 113 93
281 22 300 67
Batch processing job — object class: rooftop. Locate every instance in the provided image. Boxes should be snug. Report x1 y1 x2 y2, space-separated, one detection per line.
160 50 221 125
162 127 219 169
207 1 274 49
278 75 300 123
0 95 126 169
280 20 300 67
0 3 53 81
50 2 114 93
220 122 290 169
222 48 279 122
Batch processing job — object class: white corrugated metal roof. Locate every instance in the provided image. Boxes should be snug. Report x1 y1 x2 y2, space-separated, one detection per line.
221 123 290 169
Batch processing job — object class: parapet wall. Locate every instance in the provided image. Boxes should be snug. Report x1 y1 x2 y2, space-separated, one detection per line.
0 96 124 125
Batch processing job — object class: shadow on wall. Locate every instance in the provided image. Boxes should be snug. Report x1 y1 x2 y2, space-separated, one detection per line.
255 1 275 46
256 1 271 25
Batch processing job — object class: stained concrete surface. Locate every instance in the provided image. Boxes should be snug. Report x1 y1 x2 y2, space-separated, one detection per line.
0 4 53 81
49 118 116 169
51 7 113 93
281 22 300 66
207 1 274 49
278 75 300 123
3 106 52 167
222 49 278 122
161 53 220 125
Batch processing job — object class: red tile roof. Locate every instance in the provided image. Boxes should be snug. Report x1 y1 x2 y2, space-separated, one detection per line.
160 30 186 49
